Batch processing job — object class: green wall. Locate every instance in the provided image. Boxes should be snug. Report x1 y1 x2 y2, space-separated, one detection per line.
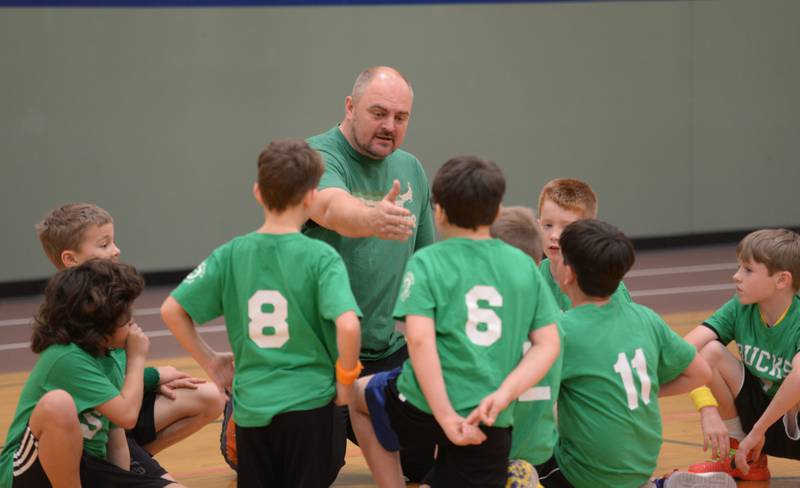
1 0 798 282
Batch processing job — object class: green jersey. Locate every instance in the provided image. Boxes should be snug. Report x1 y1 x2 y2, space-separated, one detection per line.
172 232 361 427
554 299 696 488
393 238 560 427
705 295 800 397
512 261 633 465
0 344 124 487
305 126 434 360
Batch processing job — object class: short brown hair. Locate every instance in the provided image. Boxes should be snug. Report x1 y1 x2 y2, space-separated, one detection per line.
257 139 325 212
31 259 144 355
737 229 800 291
432 155 505 230
538 178 598 219
36 203 113 270
490 206 543 263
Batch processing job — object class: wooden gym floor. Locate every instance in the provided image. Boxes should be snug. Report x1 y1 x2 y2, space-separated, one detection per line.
1 243 799 486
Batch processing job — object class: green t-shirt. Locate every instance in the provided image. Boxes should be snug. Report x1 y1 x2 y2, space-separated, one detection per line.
393 238 560 427
0 344 123 486
305 126 434 361
554 299 696 488
704 295 800 397
171 232 361 428
512 261 633 465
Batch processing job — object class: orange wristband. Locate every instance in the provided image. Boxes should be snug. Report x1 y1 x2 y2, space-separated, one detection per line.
336 359 363 385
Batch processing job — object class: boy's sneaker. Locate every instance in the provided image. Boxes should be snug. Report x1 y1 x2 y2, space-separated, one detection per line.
661 471 736 488
687 438 770 481
505 459 538 488
219 394 238 472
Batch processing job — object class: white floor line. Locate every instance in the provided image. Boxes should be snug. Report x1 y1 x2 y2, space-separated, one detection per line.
627 262 736 277
630 283 735 298
0 324 227 351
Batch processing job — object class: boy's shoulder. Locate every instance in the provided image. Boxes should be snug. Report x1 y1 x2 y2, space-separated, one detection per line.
561 299 661 331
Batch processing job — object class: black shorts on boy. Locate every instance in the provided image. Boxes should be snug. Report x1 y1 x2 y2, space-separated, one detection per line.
235 402 340 488
12 426 172 488
126 391 168 478
735 366 800 459
365 368 511 488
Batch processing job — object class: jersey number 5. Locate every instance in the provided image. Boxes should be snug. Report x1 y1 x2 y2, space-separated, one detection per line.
248 290 289 348
465 285 503 346
613 348 652 410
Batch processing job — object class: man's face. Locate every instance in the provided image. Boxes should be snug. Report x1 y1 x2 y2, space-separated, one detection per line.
345 76 413 159
68 223 121 267
538 200 584 262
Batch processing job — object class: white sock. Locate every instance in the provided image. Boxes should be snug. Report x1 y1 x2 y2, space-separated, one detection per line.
723 417 746 441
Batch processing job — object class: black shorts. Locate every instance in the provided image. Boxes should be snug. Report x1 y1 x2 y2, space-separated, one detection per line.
537 455 575 488
367 369 511 488
12 425 172 488
235 402 340 488
127 390 158 446
128 437 168 478
735 366 800 459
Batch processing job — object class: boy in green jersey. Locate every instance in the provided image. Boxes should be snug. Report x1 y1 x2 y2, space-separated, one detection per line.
34 203 225 479
538 219 711 488
685 229 800 481
161 139 362 488
349 155 561 488
0 260 183 488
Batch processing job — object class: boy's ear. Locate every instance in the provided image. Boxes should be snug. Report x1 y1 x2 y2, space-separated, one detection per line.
60 250 79 268
775 270 793 290
302 188 317 209
434 204 447 225
252 182 264 205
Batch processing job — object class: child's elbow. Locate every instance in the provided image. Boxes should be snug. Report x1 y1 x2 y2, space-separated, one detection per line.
117 413 139 430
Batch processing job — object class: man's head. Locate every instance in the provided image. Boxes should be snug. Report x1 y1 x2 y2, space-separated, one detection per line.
432 155 505 231
537 178 598 262
557 219 634 299
340 66 414 160
36 203 120 270
490 206 543 263
733 229 800 303
256 139 325 213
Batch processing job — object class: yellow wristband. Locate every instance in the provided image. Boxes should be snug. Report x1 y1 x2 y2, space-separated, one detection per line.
336 360 363 385
689 386 718 411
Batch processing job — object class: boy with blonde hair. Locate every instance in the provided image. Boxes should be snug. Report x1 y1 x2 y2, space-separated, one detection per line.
685 229 800 481
161 139 362 487
350 156 561 488
34 202 225 480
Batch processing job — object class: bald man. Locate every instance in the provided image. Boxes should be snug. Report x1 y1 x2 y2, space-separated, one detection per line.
304 66 435 482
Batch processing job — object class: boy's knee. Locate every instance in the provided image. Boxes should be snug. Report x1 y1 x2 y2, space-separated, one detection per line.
32 390 79 434
699 340 729 363
195 382 225 419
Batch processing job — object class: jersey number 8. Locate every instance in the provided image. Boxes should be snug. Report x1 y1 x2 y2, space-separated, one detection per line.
248 290 289 348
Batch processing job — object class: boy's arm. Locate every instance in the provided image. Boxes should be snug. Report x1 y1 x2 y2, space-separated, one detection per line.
735 351 800 474
405 314 486 446
658 353 712 397
160 296 233 393
309 182 413 240
334 310 361 405
468 323 559 426
683 325 719 351
106 427 130 470
94 323 148 429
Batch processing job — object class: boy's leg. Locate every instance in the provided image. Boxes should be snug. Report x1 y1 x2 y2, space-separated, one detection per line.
79 452 183 488
349 374 405 488
535 456 574 488
21 390 82 488
433 425 510 488
144 383 225 454
700 342 745 421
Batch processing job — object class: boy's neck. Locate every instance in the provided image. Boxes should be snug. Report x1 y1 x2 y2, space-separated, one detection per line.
567 286 611 308
257 207 306 234
757 291 796 327
439 224 492 240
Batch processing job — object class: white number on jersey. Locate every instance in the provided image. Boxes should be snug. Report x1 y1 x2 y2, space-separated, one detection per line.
248 290 289 348
80 411 104 440
465 285 503 347
519 341 552 401
613 348 652 410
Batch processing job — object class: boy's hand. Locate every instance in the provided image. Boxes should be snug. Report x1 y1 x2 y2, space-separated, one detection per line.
440 415 486 446
699 406 729 460
334 382 355 406
734 429 766 475
206 352 234 393
466 389 512 427
125 323 150 358
157 377 206 400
